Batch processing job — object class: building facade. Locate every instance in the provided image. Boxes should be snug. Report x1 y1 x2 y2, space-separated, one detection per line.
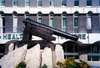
0 0 100 62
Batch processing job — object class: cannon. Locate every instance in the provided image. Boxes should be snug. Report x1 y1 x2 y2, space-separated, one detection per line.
22 18 78 41
5 18 78 52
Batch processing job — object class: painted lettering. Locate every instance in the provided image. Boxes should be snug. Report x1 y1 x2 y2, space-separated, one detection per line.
3 34 22 40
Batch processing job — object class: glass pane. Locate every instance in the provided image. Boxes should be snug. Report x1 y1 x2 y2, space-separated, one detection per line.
75 55 79 59
74 28 78 33
0 18 3 33
75 45 78 52
64 55 67 59
3 18 5 33
74 0 79 6
67 43 74 52
87 17 91 29
25 0 30 6
87 44 91 53
99 0 100 6
38 18 42 23
74 18 78 26
0 0 5 6
62 28 66 32
62 18 66 27
0 45 5 53
38 0 42 6
88 56 91 61
67 55 74 58
62 0 66 6
50 0 54 6
49 18 54 27
92 45 99 53
13 17 17 33
62 18 66 32
13 0 18 6
92 56 99 61
87 0 91 6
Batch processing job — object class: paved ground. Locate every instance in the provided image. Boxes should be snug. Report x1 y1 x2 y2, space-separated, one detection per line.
88 62 100 68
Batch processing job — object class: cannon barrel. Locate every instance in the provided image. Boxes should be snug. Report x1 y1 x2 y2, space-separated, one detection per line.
23 18 78 41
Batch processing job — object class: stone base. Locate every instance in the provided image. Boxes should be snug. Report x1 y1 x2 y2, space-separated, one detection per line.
0 44 64 68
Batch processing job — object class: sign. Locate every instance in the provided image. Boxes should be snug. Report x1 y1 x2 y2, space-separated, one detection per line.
0 33 100 44
60 34 86 40
0 33 22 40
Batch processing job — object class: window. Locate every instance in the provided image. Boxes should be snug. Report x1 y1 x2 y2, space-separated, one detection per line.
66 43 78 52
74 0 79 6
87 0 92 6
92 45 99 53
74 18 78 27
62 13 67 32
0 17 3 33
0 0 5 6
38 0 42 6
88 44 100 61
25 0 30 6
99 0 100 6
13 15 18 33
87 13 92 33
0 45 5 53
50 0 54 6
38 18 42 23
25 12 30 18
88 56 100 61
0 15 5 33
74 17 78 33
65 42 79 59
62 0 66 6
49 13 54 27
63 42 79 59
38 12 42 23
87 17 91 29
62 18 66 32
49 18 54 27
13 0 18 6
99 14 100 32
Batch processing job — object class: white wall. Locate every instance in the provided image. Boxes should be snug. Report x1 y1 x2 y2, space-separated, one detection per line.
0 7 99 14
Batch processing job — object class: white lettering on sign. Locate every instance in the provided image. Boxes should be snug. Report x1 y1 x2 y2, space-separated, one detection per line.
3 34 22 40
60 34 86 40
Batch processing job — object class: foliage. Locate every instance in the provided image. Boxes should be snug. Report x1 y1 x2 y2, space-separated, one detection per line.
40 64 48 68
56 57 89 68
15 61 27 68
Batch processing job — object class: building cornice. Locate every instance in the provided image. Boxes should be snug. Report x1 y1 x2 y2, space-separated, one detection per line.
0 7 100 14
